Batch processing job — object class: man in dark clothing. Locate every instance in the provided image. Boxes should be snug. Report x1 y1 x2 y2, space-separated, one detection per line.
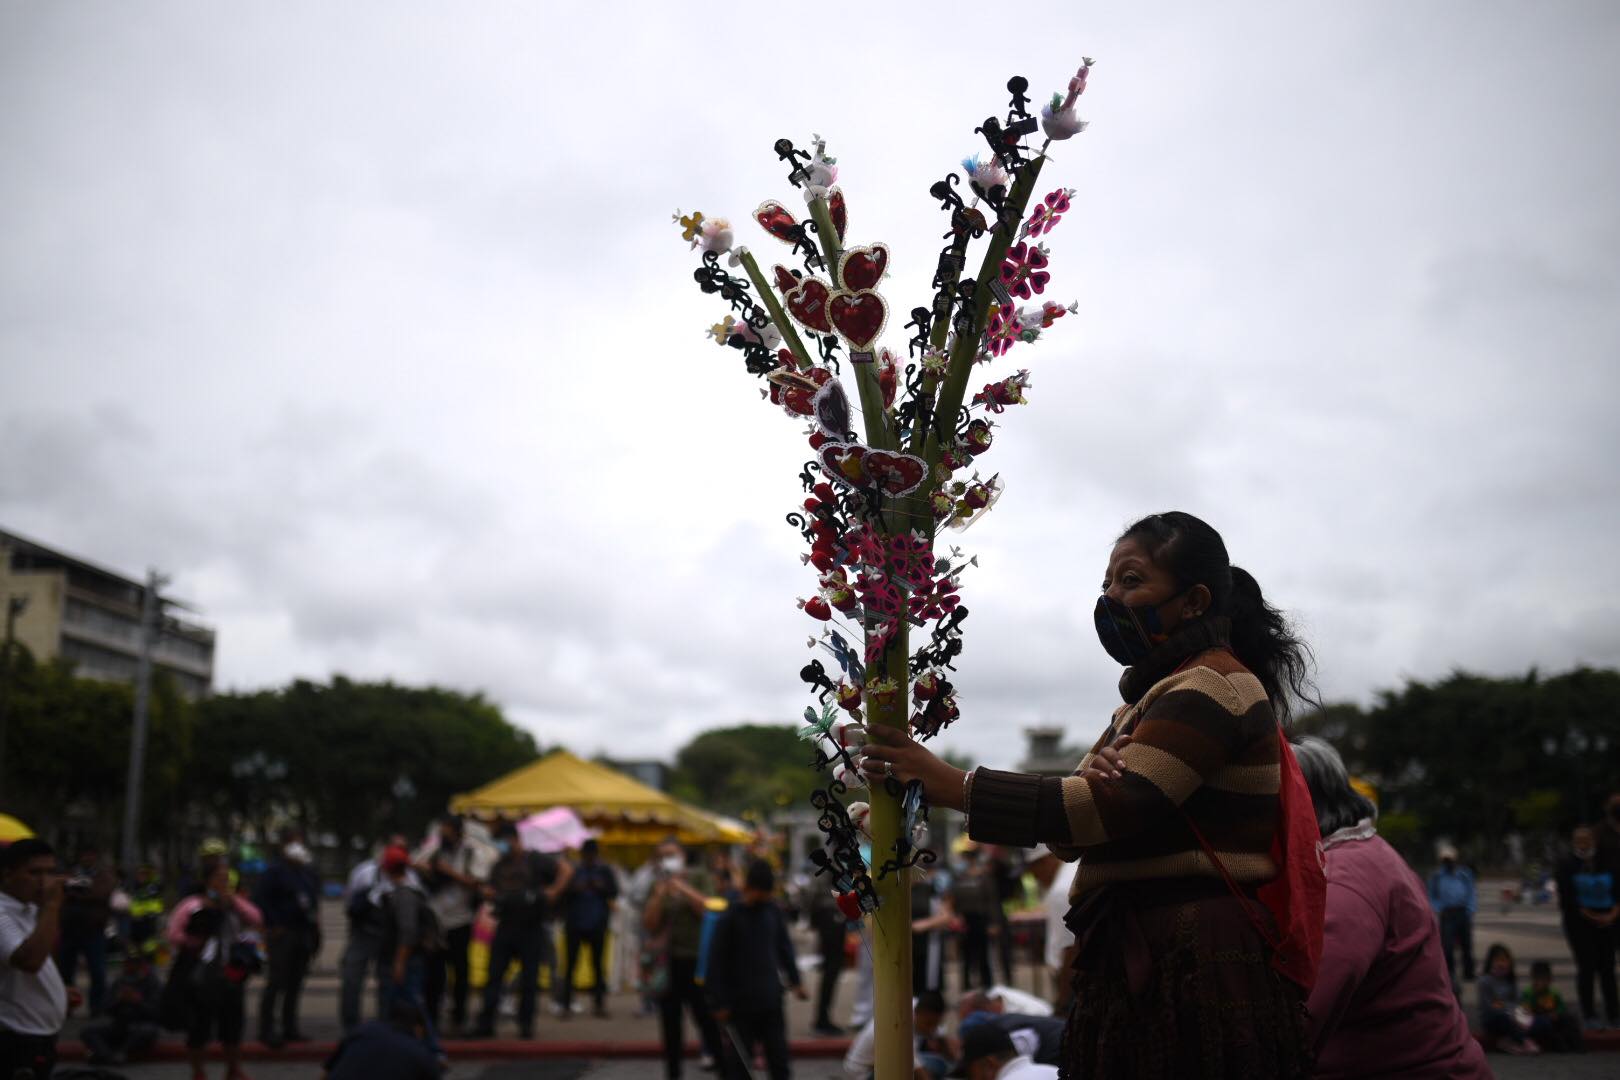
322 999 439 1080
808 880 849 1035
375 845 442 1059
57 843 116 1014
988 847 1023 987
81 950 161 1066
706 860 806 1080
560 838 619 1019
472 826 570 1039
254 840 321 1047
950 849 998 992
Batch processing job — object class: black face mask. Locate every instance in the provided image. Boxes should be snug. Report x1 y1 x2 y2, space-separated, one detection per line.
1093 594 1172 667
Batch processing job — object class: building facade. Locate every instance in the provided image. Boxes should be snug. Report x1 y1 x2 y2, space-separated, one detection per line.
0 528 215 700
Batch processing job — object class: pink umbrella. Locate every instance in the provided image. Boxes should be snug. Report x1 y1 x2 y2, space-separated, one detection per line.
516 807 595 853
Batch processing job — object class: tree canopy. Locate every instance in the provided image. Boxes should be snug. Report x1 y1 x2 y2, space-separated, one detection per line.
0 653 538 859
669 723 819 821
1296 666 1620 865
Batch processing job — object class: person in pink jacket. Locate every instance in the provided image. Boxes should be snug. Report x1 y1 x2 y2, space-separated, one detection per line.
1292 738 1492 1079
166 858 264 1080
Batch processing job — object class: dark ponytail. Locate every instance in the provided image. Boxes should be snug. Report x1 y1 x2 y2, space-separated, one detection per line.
1119 512 1316 720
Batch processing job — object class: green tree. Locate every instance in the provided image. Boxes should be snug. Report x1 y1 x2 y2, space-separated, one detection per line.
670 723 819 819
191 677 540 849
1297 666 1620 864
0 648 191 852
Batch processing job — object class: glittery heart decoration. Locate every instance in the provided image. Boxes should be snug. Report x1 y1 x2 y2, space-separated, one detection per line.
819 442 868 488
773 264 800 294
839 244 889 292
754 201 800 243
813 379 852 437
769 366 831 416
862 449 928 497
785 277 834 334
827 290 888 352
828 187 848 243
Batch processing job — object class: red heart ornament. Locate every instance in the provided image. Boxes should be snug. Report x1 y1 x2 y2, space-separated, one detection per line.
862 449 928 497
827 290 888 351
772 264 799 294
786 277 833 333
764 362 829 414
819 442 868 488
828 188 848 243
839 244 889 292
780 367 832 416
754 201 800 243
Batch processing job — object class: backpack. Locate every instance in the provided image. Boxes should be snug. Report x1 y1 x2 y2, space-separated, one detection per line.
379 885 444 955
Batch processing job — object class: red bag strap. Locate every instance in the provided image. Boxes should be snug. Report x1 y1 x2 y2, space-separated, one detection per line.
1179 802 1285 955
1151 652 1288 955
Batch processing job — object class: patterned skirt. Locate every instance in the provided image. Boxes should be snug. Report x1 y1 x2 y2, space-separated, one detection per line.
1058 878 1311 1080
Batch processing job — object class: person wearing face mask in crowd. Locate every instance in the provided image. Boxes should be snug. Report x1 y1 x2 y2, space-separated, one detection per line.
643 838 724 1080
471 824 570 1040
1427 844 1477 990
1556 824 1619 1030
858 512 1322 1080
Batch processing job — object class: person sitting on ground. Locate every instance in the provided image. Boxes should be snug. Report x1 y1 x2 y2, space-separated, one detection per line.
321 998 440 1080
1292 736 1489 1078
1478 943 1539 1055
954 988 1053 1022
955 993 1064 1068
81 947 162 1065
843 989 953 1080
1521 959 1584 1052
706 859 806 1080
950 1020 1058 1080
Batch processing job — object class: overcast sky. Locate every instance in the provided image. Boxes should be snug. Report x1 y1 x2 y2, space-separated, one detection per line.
3 2 1617 770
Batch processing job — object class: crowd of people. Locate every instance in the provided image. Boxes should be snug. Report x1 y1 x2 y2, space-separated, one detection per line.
0 779 1615 1080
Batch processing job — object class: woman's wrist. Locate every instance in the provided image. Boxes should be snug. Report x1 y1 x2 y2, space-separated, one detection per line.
937 765 970 813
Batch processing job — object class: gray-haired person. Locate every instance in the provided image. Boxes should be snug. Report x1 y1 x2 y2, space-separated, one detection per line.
1292 736 1489 1079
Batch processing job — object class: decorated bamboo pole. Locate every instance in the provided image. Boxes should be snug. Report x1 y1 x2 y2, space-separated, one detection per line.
674 62 1094 1078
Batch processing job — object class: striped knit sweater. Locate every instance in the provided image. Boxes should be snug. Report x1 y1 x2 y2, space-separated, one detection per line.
966 617 1281 900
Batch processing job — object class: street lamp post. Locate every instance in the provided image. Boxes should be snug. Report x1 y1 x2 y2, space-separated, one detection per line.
120 570 169 872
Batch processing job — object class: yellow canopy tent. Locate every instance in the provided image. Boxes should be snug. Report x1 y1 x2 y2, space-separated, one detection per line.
450 750 751 848
0 814 35 844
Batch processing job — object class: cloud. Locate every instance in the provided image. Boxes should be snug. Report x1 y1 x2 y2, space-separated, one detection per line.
3 1 1619 775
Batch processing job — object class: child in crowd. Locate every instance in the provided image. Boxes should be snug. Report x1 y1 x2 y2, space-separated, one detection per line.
1478 944 1539 1055
81 948 163 1065
1521 960 1584 1052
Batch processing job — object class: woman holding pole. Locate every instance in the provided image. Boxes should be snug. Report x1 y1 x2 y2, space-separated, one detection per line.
861 512 1316 1079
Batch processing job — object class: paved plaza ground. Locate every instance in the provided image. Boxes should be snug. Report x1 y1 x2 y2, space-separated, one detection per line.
97 1054 1620 1079
61 880 1618 1078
